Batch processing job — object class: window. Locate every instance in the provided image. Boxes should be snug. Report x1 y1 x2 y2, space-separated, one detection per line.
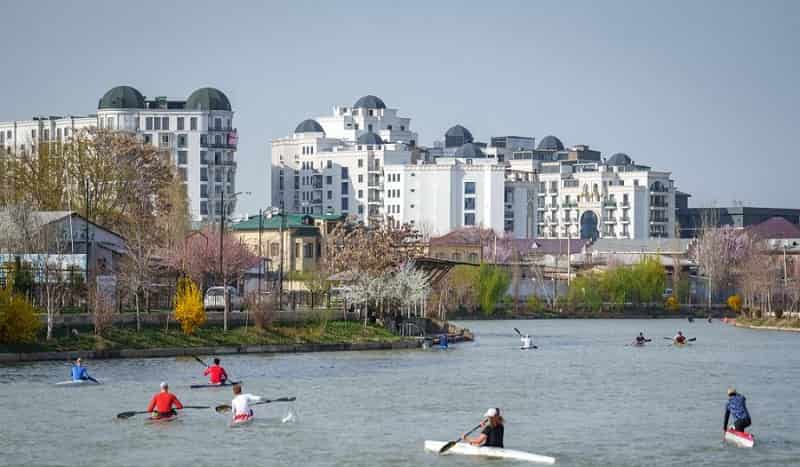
215 152 222 164
464 182 476 194
200 151 208 164
141 117 152 130
358 159 363 168
56 128 61 140
153 117 161 130
215 134 222 145
341 197 349 211
358 205 364 214
200 201 208 215
358 189 363 198
270 243 279 256
143 134 152 145
201 184 208 198
178 167 187 181
178 151 188 164
214 118 222 130
190 117 197 130
105 117 113 130
304 243 314 258
201 167 208 181
31 129 36 138
160 134 170 147
327 190 332 200
387 125 392 130
464 213 476 226
400 125 405 131
464 198 476 210
326 160 332 169
177 134 187 147
325 175 332 185
177 117 184 130
367 124 373 131
200 134 208 146
161 117 169 130
341 182 348 195
226 119 231 130
358 174 363 183
294 243 300 259
341 167 349 179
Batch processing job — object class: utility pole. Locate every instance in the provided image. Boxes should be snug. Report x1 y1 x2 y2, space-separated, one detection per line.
258 208 263 301
278 206 285 311
84 181 90 314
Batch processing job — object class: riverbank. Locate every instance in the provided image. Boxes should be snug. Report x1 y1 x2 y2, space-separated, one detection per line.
734 317 800 332
0 322 421 363
451 308 735 320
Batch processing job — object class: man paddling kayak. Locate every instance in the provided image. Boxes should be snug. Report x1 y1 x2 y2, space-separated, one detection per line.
633 332 650 345
230 383 262 423
521 334 533 349
463 408 504 448
724 387 752 433
204 358 229 385
673 331 687 344
147 382 184 419
71 358 95 382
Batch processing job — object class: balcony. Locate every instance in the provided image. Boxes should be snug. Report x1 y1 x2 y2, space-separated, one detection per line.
604 217 617 223
562 201 578 208
603 200 617 207
621 217 630 223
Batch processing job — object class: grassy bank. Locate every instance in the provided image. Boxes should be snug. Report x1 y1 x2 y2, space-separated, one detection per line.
0 321 404 353
735 317 800 330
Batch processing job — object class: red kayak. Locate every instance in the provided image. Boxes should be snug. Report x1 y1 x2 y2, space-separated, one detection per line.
725 428 754 448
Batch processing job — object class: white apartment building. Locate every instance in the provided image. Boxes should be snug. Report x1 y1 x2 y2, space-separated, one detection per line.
0 85 237 222
270 95 416 220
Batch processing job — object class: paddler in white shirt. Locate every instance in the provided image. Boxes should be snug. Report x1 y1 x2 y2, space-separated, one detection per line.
521 334 533 349
231 383 262 422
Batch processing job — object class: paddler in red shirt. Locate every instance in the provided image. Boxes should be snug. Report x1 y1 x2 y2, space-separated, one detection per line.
204 358 229 384
147 382 183 418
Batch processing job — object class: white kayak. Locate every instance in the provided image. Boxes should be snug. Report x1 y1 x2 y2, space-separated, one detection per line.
425 441 556 464
725 428 755 448
55 379 94 386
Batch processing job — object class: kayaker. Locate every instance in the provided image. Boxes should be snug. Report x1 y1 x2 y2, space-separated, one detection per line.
204 358 229 384
724 387 752 433
521 334 533 348
673 331 686 344
71 358 92 381
463 408 504 448
147 382 184 419
231 383 262 422
633 332 649 345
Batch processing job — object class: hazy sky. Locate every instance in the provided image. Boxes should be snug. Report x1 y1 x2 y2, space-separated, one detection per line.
2 0 798 215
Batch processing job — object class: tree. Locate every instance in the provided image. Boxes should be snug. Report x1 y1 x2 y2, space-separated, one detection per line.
325 218 425 276
691 225 752 307
477 264 511 316
174 277 206 335
0 281 41 344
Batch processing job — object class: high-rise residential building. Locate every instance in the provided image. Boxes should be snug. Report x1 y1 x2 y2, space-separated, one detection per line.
270 95 416 220
0 85 237 222
270 97 680 240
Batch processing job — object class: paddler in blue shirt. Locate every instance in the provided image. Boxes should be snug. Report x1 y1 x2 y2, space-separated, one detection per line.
71 358 98 383
724 387 751 433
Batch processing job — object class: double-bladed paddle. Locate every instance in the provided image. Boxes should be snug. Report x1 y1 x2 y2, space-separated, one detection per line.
514 328 538 349
214 396 296 413
116 406 210 419
439 421 486 454
192 355 238 385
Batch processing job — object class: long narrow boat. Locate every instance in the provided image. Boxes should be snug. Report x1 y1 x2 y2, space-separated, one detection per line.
424 441 556 464
190 380 241 389
55 380 93 386
146 412 180 424
725 428 754 448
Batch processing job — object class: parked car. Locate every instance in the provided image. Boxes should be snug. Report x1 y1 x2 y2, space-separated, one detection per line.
204 286 243 311
662 288 673 299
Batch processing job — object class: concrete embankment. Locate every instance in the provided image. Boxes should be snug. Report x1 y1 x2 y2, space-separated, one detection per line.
0 331 473 363
734 322 800 333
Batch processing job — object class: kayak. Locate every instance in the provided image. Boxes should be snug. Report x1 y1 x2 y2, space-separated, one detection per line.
424 441 555 464
55 379 95 386
190 380 241 389
146 412 180 424
520 345 538 350
725 428 754 448
231 414 254 426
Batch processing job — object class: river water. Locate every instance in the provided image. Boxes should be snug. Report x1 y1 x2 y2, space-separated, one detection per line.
1 319 798 466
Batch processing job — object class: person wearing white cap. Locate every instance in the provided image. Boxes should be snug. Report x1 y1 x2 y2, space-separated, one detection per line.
463 408 504 448
147 381 183 419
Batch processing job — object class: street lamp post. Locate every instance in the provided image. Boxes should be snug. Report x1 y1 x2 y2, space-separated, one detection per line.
265 205 286 311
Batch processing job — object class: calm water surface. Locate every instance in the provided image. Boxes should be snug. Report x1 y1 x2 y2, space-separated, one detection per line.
1 319 798 466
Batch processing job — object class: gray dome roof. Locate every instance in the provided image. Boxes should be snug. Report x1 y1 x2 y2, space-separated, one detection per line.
454 142 485 158
353 95 386 109
185 87 232 111
537 135 564 151
98 86 145 109
607 153 632 166
294 119 324 134
445 125 473 142
357 132 384 145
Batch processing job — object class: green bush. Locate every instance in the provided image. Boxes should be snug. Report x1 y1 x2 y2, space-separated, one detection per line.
477 264 510 316
566 256 667 310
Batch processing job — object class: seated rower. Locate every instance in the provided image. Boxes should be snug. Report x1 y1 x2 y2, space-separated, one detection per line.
463 408 504 448
71 358 94 382
147 382 183 419
673 331 687 344
204 358 229 385
634 332 649 345
521 334 533 348
231 383 262 422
